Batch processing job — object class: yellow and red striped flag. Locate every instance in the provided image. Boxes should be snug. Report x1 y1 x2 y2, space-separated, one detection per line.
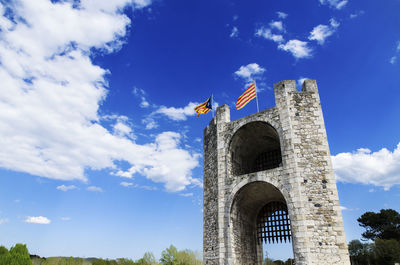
194 97 212 117
236 82 256 110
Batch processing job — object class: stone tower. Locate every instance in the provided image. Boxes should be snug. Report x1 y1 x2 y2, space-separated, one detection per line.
203 80 350 265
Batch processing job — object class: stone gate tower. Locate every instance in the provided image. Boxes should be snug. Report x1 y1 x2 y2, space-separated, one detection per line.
203 80 350 265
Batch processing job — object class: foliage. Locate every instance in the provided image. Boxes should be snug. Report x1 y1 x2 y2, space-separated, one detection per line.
373 239 400 265
357 209 400 241
159 245 177 265
264 257 275 265
0 246 8 256
264 257 294 265
32 256 90 265
0 244 32 265
283 258 295 265
348 239 374 265
175 249 201 265
159 245 201 265
0 245 10 265
349 209 400 265
136 252 158 265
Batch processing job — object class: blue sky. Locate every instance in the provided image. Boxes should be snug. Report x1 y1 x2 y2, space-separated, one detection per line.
0 0 399 261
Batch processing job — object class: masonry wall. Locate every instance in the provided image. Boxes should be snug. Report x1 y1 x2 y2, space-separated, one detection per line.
203 80 350 265
203 119 219 265
274 80 349 263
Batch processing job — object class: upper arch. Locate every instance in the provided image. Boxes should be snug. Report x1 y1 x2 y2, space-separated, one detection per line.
228 121 282 176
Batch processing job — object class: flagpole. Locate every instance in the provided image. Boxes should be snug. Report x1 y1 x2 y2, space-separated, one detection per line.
254 80 260 112
211 94 214 117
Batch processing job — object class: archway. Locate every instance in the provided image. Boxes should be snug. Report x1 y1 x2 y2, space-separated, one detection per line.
230 181 293 265
230 121 282 176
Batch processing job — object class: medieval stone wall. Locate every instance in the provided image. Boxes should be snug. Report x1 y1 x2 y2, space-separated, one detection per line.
203 80 350 265
203 119 219 264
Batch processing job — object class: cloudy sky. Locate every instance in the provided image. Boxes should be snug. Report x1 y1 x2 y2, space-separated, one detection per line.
0 0 399 261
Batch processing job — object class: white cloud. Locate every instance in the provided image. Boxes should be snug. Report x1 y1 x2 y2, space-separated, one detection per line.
111 116 135 139
332 143 400 190
276 12 288 19
155 102 199 121
87 186 103 192
230 26 239 38
297 77 311 88
350 10 365 19
0 0 201 192
309 18 340 45
56 185 77 192
142 132 200 192
114 166 138 178
256 27 284 43
389 42 400 65
113 131 199 192
140 99 150 108
319 0 348 9
179 193 193 197
113 122 133 138
25 216 51 224
211 99 219 112
140 185 158 191
60 217 71 221
278 40 312 58
132 87 150 108
340 206 358 211
120 181 133 187
0 218 9 225
234 63 266 82
269 21 284 32
142 117 158 130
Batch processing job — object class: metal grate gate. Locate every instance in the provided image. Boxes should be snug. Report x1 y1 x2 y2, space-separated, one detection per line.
252 149 282 173
257 201 291 244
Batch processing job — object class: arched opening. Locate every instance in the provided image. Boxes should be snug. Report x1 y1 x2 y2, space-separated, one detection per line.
230 122 282 176
230 182 293 265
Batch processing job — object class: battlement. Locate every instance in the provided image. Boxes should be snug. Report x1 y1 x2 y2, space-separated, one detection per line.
207 80 320 129
274 79 318 93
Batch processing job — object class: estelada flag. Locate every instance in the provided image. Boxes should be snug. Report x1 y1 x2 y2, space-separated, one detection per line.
236 82 256 110
194 97 212 117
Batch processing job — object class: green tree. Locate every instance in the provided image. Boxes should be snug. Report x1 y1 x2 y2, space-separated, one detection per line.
92 258 108 265
159 245 177 265
357 209 400 241
0 246 8 256
8 243 32 265
264 257 275 265
0 245 11 265
373 239 400 265
348 240 374 265
136 252 158 265
143 252 157 265
175 250 201 265
283 258 295 265
116 258 136 265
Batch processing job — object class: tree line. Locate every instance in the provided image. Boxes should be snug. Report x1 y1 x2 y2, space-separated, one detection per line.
0 244 201 265
348 209 400 265
1 208 399 265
